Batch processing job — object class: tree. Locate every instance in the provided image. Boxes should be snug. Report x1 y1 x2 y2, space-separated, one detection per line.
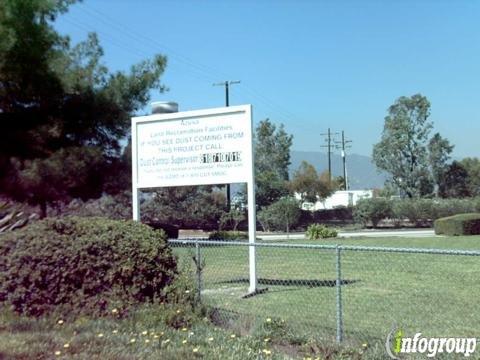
142 186 226 229
289 161 336 203
255 171 289 208
0 0 167 215
372 94 434 198
439 161 470 198
460 157 480 197
254 119 293 207
219 208 245 231
5 147 105 218
428 133 454 196
257 197 301 233
334 176 346 191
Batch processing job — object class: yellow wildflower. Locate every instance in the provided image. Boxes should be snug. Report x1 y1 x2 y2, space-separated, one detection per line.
230 334 236 339
57 320 64 325
262 349 272 355
142 330 148 336
130 338 136 343
55 351 61 356
266 318 272 323
113 330 118 334
182 327 188 332
264 338 270 342
63 343 70 348
182 339 188 344
208 337 214 341
97 333 104 338
193 347 199 353
111 308 118 314
145 339 150 344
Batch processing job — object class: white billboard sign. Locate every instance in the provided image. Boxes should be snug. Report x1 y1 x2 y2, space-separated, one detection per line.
132 105 253 188
131 105 257 294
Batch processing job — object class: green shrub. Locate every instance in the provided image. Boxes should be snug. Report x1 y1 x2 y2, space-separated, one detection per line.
356 197 480 228
353 198 393 228
208 230 248 240
434 213 480 236
435 199 477 219
0 216 177 317
305 224 338 240
392 199 437 227
257 197 301 232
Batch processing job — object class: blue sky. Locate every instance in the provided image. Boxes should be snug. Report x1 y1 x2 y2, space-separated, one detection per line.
55 0 480 158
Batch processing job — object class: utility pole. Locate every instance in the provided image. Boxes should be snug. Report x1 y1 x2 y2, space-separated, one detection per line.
213 80 241 210
320 128 339 182
335 131 352 190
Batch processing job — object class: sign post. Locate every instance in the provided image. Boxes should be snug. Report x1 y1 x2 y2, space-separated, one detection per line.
131 105 257 293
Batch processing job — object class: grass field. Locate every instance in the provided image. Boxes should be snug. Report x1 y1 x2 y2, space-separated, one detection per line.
0 304 314 360
172 235 480 349
2 235 479 359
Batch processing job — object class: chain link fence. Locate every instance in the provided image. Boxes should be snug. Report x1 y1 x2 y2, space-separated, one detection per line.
168 239 480 351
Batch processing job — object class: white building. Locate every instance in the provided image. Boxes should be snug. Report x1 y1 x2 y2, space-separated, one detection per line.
298 190 373 211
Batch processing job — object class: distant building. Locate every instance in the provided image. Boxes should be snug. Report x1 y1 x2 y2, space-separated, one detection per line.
298 190 373 211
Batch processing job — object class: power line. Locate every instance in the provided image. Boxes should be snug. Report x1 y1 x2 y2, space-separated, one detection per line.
76 4 222 83
63 17 217 86
73 3 306 129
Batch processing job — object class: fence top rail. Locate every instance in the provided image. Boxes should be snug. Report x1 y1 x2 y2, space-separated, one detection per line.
168 239 480 256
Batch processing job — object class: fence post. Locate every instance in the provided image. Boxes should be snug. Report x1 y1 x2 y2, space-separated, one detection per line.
336 245 343 343
195 241 202 303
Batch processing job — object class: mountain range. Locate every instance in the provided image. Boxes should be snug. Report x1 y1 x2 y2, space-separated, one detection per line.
289 151 387 190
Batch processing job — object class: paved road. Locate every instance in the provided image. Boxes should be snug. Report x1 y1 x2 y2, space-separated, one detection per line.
257 229 436 241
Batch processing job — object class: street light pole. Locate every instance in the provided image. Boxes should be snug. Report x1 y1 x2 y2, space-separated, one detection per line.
335 131 352 190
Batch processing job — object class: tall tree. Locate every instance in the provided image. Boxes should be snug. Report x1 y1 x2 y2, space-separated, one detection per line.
439 161 470 198
6 147 105 218
289 161 336 203
0 0 167 216
254 119 293 207
460 157 480 197
372 94 433 198
428 133 454 196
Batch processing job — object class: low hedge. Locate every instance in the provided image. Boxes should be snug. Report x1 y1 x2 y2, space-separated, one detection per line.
208 230 248 241
352 197 480 228
0 216 177 317
434 213 480 236
353 198 393 228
